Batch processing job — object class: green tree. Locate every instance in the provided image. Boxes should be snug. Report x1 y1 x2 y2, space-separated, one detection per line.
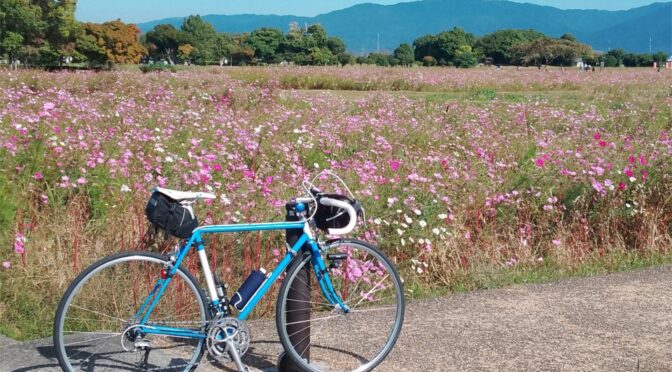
512 37 592 66
180 15 218 64
245 28 284 63
393 43 414 66
40 0 80 64
653 51 667 66
308 47 334 65
326 36 346 55
213 33 236 65
605 48 626 66
145 24 184 64
305 24 327 48
413 34 437 61
434 27 476 65
367 52 392 66
0 0 45 64
454 44 478 68
0 32 23 67
412 27 476 66
475 29 545 65
337 52 353 67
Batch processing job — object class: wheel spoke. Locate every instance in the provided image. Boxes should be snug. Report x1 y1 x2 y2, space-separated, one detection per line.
55 253 207 371
279 241 404 372
69 305 127 323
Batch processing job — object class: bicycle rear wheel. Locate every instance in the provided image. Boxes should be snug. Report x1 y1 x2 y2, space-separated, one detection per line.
53 251 208 371
276 239 405 371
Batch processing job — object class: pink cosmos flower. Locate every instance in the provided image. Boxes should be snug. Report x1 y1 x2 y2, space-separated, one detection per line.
14 232 25 254
593 133 601 140
590 178 605 194
2 261 10 269
33 172 43 180
389 160 400 172
535 158 545 168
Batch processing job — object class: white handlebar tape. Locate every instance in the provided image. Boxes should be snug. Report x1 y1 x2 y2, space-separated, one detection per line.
320 197 357 235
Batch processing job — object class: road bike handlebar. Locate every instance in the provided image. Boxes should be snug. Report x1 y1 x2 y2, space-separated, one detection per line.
319 196 358 236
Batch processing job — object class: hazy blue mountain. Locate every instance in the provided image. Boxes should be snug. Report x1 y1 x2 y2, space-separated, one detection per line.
136 0 672 54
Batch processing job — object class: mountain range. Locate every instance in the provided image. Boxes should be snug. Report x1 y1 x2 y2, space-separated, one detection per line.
136 0 672 54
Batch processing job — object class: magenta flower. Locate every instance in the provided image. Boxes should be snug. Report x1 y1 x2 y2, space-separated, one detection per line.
590 178 605 194
535 158 545 168
14 232 25 254
593 133 601 140
625 169 634 177
389 160 400 172
33 172 43 180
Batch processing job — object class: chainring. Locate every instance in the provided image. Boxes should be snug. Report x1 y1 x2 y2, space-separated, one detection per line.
206 316 251 362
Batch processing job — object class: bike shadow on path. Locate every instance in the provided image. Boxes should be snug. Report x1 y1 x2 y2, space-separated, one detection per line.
10 344 59 371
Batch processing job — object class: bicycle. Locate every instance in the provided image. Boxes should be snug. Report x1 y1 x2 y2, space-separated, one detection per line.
53 173 405 371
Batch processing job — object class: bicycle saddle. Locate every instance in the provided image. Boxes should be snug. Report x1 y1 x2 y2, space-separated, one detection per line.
154 187 216 201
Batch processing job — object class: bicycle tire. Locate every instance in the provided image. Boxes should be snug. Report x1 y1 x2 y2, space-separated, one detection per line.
53 251 209 371
276 239 405 372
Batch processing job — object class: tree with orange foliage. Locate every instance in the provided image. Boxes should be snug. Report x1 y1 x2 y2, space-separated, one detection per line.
79 20 147 64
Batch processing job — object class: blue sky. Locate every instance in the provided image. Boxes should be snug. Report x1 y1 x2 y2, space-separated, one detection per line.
75 0 661 24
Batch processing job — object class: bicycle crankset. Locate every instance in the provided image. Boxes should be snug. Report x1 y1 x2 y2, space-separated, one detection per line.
206 316 251 363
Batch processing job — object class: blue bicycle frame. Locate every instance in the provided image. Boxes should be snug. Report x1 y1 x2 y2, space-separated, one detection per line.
131 219 348 340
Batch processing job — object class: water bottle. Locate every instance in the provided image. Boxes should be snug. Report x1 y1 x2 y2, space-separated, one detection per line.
231 268 267 310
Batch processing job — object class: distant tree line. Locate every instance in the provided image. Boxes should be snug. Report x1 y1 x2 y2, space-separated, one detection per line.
144 17 346 66
0 1 668 69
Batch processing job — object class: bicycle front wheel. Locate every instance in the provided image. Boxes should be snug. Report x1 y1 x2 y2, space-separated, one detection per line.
53 251 208 371
276 239 405 372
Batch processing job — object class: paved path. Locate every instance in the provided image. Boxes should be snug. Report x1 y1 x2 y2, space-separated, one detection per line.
4 265 672 371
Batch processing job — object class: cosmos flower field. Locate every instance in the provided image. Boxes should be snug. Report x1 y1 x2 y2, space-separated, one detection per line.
1 66 671 339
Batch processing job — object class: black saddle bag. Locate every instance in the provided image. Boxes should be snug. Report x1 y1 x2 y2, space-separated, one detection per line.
145 192 199 239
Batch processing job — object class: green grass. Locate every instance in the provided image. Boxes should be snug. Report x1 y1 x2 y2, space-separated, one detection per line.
446 250 672 294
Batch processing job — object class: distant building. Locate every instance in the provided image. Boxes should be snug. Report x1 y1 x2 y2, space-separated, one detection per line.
666 57 672 69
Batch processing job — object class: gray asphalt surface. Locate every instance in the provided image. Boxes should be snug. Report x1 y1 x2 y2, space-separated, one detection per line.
3 264 672 371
